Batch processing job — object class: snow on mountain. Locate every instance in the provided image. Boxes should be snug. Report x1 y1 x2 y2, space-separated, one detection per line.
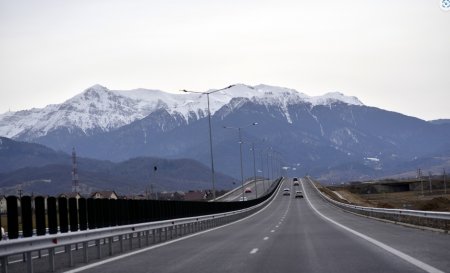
309 92 363 107
0 84 364 139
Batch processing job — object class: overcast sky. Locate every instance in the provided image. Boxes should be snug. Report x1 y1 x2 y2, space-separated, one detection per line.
0 0 449 120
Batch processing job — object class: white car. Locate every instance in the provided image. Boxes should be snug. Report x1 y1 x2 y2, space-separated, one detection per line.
282 188 290 196
239 196 248 201
295 191 303 198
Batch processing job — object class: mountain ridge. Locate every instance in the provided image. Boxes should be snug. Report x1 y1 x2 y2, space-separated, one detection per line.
0 137 236 195
0 84 364 140
1 84 449 183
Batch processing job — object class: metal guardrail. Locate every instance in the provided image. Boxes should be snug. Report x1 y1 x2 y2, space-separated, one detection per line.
306 177 450 229
0 178 283 273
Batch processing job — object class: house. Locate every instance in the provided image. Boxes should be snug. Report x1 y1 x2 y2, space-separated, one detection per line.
0 196 6 214
184 190 206 201
59 192 82 199
91 190 118 200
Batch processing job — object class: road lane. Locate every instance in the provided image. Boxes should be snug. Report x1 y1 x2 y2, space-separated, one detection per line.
302 177 450 272
67 178 450 273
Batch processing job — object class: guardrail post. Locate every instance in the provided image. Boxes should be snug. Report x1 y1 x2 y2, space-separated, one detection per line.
26 252 33 273
83 242 89 263
48 248 55 272
96 239 101 259
66 245 73 267
120 235 124 252
128 233 132 250
152 229 156 244
1 256 7 273
109 237 113 256
146 230 150 246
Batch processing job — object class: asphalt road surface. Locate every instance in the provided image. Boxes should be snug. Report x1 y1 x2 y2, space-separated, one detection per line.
66 178 450 273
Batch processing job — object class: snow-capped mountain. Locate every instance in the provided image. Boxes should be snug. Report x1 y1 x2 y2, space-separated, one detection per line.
0 84 363 140
1 83 448 182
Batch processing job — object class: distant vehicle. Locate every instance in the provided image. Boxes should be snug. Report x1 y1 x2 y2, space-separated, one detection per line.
293 181 300 186
295 191 303 198
239 196 248 201
293 177 298 182
283 188 290 196
244 187 252 193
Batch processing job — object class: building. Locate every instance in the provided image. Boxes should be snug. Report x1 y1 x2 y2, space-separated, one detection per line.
59 192 82 199
91 190 118 200
184 190 206 201
0 196 6 214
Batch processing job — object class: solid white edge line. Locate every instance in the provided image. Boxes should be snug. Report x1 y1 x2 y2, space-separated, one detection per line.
64 179 285 273
301 179 445 273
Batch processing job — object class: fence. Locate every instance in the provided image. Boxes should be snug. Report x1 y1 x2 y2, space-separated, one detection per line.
0 178 282 273
1 180 281 241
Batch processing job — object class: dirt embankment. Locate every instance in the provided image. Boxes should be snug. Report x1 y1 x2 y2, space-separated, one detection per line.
325 187 450 212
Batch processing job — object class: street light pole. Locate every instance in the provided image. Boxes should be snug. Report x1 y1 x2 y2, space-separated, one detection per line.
238 128 245 199
181 85 234 200
267 149 271 186
260 150 266 193
206 92 216 200
251 142 258 198
224 122 258 200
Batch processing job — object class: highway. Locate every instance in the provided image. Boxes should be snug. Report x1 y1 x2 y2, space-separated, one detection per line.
220 179 273 201
66 178 450 273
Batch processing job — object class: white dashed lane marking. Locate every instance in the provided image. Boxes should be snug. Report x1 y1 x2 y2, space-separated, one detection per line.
250 248 259 254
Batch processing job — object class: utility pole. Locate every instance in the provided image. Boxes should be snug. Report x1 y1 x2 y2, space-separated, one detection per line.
72 147 79 193
417 168 423 196
153 166 158 200
428 171 433 194
443 168 447 195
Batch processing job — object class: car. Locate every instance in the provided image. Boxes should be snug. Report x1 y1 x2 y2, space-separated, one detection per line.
244 187 252 193
293 177 298 182
293 181 300 186
295 191 303 198
283 188 290 196
239 196 248 201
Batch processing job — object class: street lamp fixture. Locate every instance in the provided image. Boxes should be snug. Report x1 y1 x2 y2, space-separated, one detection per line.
181 85 235 200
